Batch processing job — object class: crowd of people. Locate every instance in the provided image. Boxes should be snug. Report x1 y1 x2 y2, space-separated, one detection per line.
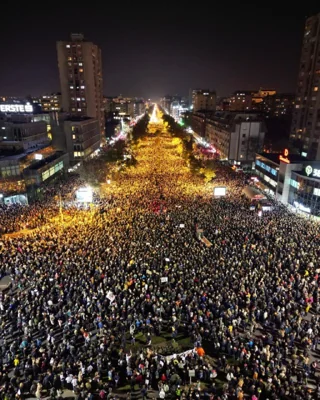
0 175 85 234
0 127 319 400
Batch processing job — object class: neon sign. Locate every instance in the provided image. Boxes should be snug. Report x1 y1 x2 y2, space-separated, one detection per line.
0 104 33 113
279 148 290 164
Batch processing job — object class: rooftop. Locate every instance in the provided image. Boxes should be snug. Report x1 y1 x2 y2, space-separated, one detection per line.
24 151 65 171
257 152 310 165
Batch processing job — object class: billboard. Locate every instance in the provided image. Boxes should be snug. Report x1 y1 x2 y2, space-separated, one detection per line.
76 187 93 203
214 186 226 197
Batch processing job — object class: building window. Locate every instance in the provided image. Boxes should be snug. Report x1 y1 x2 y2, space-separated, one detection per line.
66 45 70 48
72 134 76 140
78 108 81 112
314 87 319 92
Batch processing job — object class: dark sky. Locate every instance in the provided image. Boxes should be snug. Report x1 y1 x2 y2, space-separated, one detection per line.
0 4 319 99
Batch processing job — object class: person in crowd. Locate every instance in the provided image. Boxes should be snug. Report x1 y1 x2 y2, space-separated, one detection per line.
0 133 318 400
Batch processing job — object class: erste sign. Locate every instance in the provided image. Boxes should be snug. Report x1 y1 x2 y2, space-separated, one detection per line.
0 104 33 113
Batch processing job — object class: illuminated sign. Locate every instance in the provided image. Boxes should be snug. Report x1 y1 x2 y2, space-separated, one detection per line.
214 186 226 197
305 165 320 178
314 169 320 178
305 165 313 176
279 148 290 164
76 187 93 203
0 104 33 113
294 201 311 214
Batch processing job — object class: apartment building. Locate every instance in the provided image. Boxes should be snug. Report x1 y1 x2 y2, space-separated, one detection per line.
57 33 105 137
291 13 320 160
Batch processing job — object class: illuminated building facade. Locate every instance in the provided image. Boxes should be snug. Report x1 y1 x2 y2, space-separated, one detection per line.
192 90 216 112
57 33 105 137
229 91 252 111
291 13 320 160
51 114 100 164
40 93 61 112
255 150 320 217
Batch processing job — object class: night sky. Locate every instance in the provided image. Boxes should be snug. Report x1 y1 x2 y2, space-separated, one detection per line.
0 5 319 99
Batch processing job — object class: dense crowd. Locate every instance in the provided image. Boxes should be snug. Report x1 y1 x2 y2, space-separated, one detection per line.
0 175 85 234
0 130 319 400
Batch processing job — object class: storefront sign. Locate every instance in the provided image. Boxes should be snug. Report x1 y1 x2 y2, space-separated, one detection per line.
0 104 33 113
279 148 290 164
305 165 320 178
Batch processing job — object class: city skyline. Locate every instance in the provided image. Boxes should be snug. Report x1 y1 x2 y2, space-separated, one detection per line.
0 5 319 98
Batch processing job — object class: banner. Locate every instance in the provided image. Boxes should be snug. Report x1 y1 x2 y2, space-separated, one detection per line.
107 291 115 303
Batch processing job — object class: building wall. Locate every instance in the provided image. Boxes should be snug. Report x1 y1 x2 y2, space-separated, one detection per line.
291 13 320 160
23 153 69 187
193 92 216 112
205 118 265 163
276 162 303 204
2 121 49 151
57 35 105 137
206 122 230 159
64 119 100 163
289 172 320 216
229 92 252 111
41 93 61 112
191 113 206 137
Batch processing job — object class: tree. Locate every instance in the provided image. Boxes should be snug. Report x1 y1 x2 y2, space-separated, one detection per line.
131 114 150 142
200 167 216 183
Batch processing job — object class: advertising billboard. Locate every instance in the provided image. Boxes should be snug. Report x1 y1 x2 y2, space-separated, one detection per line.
214 186 226 197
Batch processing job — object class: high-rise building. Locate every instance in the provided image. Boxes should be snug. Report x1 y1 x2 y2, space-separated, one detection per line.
192 90 216 112
291 13 320 160
57 33 105 138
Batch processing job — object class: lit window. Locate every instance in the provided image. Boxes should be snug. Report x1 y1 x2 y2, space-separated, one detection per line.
314 87 319 92
78 108 82 111
81 85 85 89
72 134 76 140
72 108 75 111
79 68 84 73
314 188 320 196
79 63 83 66
68 57 72 61
295 105 300 108
70 86 74 89
77 97 81 101
66 45 70 48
